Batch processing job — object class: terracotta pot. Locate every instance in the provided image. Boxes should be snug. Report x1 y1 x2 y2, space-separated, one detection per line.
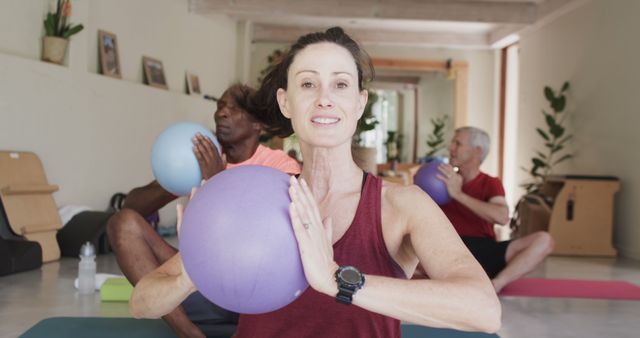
42 36 68 65
351 145 378 174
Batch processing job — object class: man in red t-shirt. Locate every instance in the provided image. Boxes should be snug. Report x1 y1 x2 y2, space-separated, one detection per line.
438 127 554 292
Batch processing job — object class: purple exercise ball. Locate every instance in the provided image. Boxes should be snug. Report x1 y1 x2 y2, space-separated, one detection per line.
179 165 308 314
414 159 451 205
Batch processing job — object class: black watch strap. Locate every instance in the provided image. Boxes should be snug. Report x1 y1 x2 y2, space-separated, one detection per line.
336 285 357 305
335 266 365 305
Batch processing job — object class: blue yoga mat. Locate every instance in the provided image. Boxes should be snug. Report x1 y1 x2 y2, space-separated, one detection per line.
21 317 499 337
402 324 500 337
20 317 177 338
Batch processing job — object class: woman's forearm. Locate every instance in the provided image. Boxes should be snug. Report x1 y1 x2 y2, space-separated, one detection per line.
352 275 501 333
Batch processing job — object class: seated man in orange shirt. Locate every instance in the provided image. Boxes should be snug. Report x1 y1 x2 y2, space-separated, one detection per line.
106 84 300 338
438 127 554 292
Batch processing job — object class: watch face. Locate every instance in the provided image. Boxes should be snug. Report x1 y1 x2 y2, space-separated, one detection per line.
340 267 361 284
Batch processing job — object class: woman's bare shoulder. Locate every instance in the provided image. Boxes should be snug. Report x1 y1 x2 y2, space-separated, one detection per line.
381 181 430 210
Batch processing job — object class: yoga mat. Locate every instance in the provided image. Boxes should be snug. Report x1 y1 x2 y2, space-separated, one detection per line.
21 317 500 338
21 317 177 338
499 278 640 300
402 324 499 338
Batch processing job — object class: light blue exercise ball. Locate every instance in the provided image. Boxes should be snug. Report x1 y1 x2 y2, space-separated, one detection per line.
151 122 221 196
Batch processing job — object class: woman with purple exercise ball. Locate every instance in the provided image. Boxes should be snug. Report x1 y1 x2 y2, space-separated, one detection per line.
130 27 500 337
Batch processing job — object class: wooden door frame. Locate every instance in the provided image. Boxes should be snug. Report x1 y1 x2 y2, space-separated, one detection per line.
497 43 519 180
498 48 507 180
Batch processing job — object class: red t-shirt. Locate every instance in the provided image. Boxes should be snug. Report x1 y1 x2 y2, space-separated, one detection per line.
440 172 505 239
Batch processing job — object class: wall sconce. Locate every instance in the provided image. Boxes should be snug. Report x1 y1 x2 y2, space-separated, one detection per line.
446 58 456 80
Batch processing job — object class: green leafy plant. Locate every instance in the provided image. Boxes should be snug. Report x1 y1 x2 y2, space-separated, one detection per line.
425 115 448 158
257 49 284 84
255 49 286 144
385 131 403 162
522 81 573 192
353 90 379 145
44 0 84 39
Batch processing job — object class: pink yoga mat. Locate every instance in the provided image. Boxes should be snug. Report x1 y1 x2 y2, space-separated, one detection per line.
499 278 640 300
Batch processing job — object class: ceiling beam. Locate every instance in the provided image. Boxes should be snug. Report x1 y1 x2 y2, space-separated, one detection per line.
373 75 422 85
372 58 468 72
488 0 587 48
253 24 490 48
488 24 523 48
190 0 539 24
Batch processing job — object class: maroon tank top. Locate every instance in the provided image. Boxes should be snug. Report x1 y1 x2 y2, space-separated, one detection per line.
234 173 405 338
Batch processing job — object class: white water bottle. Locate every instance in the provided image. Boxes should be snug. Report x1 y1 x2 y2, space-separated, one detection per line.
78 242 96 294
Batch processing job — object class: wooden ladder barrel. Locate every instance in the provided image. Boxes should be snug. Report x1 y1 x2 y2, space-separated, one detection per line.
0 151 62 262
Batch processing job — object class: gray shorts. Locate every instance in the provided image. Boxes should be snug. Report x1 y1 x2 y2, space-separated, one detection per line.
183 291 239 338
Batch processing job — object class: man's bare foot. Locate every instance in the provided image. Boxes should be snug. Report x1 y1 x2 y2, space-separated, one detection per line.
492 278 506 293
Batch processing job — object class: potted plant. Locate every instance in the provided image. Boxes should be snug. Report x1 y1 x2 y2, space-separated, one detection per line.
385 131 403 163
522 81 573 193
257 49 284 85
511 81 573 238
422 115 449 163
352 90 379 145
257 49 287 148
42 0 84 65
351 90 379 173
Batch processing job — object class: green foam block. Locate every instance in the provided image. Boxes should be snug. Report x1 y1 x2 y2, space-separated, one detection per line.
100 277 133 302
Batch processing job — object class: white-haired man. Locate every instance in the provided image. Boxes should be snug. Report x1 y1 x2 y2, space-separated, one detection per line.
438 126 554 292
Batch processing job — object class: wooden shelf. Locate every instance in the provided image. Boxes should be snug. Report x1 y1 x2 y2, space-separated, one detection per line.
1 184 59 195
0 51 211 102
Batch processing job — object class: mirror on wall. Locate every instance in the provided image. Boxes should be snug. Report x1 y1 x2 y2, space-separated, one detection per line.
363 69 455 164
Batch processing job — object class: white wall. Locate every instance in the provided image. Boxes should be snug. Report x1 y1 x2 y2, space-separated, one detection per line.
517 0 640 258
0 0 238 225
235 21 254 85
85 0 237 94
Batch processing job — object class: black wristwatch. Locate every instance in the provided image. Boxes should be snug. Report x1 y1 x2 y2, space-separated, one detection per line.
335 266 365 305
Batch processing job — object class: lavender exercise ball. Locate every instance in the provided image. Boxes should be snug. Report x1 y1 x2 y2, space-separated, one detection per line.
179 165 308 314
414 158 451 205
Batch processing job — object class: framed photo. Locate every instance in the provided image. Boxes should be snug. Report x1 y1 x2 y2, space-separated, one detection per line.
142 56 168 89
186 72 202 95
98 30 121 78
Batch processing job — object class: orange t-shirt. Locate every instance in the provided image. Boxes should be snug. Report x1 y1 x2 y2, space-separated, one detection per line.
225 144 301 175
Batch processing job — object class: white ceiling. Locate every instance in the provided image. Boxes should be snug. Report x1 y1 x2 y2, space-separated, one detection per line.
189 0 585 49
